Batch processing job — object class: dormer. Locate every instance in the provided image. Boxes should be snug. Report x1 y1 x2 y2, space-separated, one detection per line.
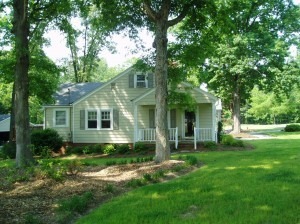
129 72 154 88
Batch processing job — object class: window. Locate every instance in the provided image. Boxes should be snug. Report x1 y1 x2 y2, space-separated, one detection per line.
85 109 113 130
87 110 98 129
54 110 68 127
101 110 111 129
135 73 148 88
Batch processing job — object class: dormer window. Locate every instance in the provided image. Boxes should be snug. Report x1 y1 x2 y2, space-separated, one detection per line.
129 72 154 88
135 73 147 88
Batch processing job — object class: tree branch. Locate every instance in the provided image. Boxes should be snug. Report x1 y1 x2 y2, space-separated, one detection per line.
143 0 158 22
167 2 193 27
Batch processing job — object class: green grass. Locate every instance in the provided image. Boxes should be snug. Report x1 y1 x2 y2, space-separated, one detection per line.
77 132 300 224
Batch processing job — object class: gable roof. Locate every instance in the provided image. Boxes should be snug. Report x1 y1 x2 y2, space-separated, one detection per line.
0 114 10 123
50 82 104 106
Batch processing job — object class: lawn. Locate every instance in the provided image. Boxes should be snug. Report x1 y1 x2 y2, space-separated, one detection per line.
77 132 300 224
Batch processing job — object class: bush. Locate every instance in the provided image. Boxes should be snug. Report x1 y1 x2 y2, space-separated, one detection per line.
31 129 63 155
57 191 93 214
284 124 300 132
103 144 116 155
221 134 244 147
134 142 148 152
116 144 130 154
1 142 16 159
185 155 198 166
217 121 223 143
203 141 217 149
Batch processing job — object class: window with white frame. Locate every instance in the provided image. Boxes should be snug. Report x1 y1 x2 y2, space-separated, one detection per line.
54 109 68 127
87 110 98 129
85 109 113 130
101 110 112 129
135 73 147 88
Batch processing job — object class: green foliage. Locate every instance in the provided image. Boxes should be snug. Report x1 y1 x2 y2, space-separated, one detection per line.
203 141 217 149
31 129 63 155
221 135 244 147
104 183 116 193
57 191 93 215
116 144 130 154
184 155 198 166
0 142 16 159
217 121 223 143
36 160 67 181
103 144 116 155
284 124 300 132
134 142 148 152
126 178 145 188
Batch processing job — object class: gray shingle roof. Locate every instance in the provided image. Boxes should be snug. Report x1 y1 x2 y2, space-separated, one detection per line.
52 82 104 106
0 114 10 122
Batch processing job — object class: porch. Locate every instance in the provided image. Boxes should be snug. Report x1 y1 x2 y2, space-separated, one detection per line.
137 128 217 150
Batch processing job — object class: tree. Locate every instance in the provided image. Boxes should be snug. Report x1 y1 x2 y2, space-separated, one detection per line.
12 0 34 167
173 0 300 133
95 0 206 162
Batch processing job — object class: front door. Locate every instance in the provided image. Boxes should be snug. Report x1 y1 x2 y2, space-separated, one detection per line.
185 111 195 137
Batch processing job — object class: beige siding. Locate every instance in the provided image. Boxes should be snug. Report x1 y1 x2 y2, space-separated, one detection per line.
73 71 152 143
198 104 212 128
44 107 71 141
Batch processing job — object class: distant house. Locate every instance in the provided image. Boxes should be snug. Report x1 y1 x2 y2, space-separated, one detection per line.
43 67 221 149
0 114 10 144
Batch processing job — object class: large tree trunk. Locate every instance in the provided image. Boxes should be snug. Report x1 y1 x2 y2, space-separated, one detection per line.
13 0 34 167
231 82 241 134
9 83 16 142
154 21 170 163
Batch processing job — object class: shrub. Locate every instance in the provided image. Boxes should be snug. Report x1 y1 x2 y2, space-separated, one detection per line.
203 141 217 149
67 146 84 155
221 134 244 147
103 144 116 155
221 134 235 145
134 142 148 152
116 144 130 154
284 124 300 132
91 144 102 153
31 129 63 155
0 142 16 159
57 191 93 214
217 121 223 143
185 155 198 166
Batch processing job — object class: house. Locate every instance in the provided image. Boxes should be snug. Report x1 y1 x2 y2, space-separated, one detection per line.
0 114 10 144
43 67 221 149
0 114 43 145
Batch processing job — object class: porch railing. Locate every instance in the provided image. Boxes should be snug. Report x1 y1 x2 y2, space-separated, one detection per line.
194 128 216 149
138 127 178 149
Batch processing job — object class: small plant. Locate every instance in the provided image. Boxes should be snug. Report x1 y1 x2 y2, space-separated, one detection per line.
0 142 16 159
143 173 152 182
126 178 145 188
105 160 117 166
57 191 93 214
185 155 198 166
117 160 128 165
64 160 83 175
116 144 130 154
91 144 102 153
152 169 165 179
203 141 217 149
284 124 300 132
104 183 115 193
103 144 116 155
24 213 42 224
134 142 147 152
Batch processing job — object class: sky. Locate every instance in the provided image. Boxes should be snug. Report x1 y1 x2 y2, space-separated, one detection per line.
44 29 154 67
44 0 300 67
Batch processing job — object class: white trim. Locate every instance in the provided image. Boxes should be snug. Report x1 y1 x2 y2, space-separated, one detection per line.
132 88 155 104
53 109 69 127
134 72 148 88
133 104 138 143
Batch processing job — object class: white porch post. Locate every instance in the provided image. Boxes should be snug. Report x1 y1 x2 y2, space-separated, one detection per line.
212 102 216 142
134 104 138 144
